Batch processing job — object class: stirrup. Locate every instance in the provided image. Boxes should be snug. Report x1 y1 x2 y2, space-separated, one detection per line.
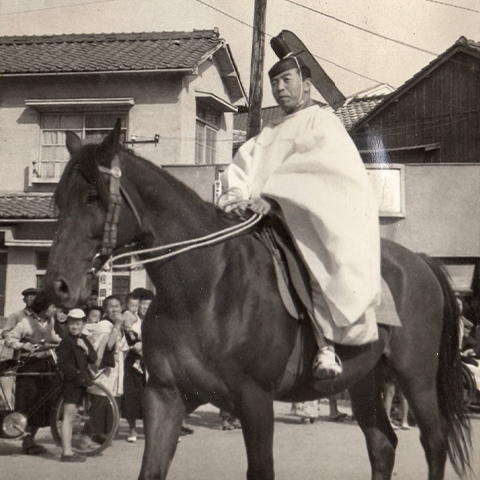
312 348 343 380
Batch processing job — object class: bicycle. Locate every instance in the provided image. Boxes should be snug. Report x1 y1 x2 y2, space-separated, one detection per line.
0 342 120 456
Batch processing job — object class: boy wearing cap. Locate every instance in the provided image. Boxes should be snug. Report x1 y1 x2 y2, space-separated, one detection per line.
220 43 381 380
56 308 97 462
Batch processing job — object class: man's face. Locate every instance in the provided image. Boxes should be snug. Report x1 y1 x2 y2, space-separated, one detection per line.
138 299 152 319
271 68 304 113
104 299 122 321
24 294 36 308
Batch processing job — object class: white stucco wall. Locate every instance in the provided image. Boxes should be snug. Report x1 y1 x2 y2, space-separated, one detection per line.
3 248 39 315
0 62 239 191
379 164 480 257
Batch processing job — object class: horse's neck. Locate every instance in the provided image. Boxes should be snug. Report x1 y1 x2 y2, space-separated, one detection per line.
123 156 225 245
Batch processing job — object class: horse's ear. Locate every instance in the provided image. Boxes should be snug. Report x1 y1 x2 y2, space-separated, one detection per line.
100 118 123 155
65 131 82 156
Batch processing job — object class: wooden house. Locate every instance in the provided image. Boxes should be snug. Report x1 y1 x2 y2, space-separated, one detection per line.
350 37 480 164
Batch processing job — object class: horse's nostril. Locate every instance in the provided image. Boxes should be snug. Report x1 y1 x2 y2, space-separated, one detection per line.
54 279 69 296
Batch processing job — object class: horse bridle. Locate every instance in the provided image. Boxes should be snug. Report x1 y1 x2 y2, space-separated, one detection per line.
91 154 263 274
97 154 143 258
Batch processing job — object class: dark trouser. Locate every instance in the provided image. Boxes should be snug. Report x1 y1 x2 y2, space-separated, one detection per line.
15 357 56 429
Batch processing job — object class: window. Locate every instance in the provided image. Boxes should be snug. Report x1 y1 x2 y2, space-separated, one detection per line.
35 250 50 293
195 104 220 165
33 113 127 182
112 276 131 305
36 251 49 270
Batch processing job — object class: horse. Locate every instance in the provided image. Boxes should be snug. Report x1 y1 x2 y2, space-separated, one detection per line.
45 122 471 480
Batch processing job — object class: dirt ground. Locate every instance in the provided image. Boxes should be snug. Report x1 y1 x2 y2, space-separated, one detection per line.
1 400 479 480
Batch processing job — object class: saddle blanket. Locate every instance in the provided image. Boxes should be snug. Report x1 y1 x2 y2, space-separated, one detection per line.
270 243 402 328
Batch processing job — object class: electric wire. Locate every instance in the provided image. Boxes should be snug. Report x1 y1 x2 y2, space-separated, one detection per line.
192 0 383 84
0 0 120 16
424 0 480 13
285 0 438 56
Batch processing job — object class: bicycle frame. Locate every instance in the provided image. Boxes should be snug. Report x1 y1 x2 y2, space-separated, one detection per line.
0 344 60 432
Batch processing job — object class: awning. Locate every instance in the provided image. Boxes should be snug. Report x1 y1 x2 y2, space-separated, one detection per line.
25 98 135 112
444 263 476 293
195 90 238 113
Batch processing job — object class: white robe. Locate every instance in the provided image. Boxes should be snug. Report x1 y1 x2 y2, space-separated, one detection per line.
221 105 381 345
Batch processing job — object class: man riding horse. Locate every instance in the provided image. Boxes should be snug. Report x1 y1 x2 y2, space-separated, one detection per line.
219 40 381 380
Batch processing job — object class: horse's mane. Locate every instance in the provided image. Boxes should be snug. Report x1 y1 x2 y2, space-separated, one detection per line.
54 142 234 226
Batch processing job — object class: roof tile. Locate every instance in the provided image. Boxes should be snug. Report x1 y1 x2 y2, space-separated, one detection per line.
0 30 221 74
0 194 57 219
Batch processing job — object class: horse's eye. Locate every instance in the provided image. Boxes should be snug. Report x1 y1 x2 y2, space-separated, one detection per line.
85 192 100 204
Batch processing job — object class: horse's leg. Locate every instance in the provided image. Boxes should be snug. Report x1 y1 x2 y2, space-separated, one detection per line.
138 379 190 480
395 371 447 480
237 382 275 480
349 365 398 480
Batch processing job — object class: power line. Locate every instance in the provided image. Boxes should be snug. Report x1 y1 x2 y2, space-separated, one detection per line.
0 0 119 16
192 0 383 84
424 0 480 13
285 0 439 56
193 0 256 31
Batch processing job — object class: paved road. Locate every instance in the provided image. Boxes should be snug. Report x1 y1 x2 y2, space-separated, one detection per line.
1 401 479 480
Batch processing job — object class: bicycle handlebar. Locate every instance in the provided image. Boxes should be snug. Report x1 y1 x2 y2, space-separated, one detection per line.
31 343 60 353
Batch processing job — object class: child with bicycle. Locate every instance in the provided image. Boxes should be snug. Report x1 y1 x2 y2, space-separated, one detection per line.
56 308 97 462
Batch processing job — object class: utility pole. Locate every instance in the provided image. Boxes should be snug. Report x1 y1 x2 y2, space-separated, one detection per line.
246 0 267 140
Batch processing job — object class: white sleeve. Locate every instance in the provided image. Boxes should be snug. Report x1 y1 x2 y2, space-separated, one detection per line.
220 136 258 202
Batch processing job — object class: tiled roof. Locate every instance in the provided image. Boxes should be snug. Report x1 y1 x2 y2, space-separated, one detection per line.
0 194 57 219
335 96 386 131
0 30 222 74
456 36 480 54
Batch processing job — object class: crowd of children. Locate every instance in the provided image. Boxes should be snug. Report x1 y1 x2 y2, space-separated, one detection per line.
1 286 153 462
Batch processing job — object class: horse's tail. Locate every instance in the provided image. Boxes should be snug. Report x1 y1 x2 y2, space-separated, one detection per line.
420 253 472 477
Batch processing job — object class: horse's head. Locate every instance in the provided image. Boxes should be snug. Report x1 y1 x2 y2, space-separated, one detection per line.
45 120 142 308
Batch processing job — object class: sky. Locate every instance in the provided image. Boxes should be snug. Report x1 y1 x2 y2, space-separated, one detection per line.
0 0 479 106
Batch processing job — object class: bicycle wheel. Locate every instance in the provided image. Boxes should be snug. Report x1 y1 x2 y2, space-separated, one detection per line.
51 381 120 456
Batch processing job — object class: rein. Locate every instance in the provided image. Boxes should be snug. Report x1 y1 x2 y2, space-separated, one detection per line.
97 156 262 272
103 211 262 271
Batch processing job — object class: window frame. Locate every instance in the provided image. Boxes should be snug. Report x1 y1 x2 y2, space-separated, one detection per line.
31 112 128 183
195 103 221 165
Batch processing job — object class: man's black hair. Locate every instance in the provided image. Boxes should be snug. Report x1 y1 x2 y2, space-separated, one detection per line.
139 289 155 302
103 295 122 307
30 291 53 315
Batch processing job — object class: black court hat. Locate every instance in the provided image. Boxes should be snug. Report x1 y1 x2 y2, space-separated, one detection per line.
268 30 346 109
21 288 38 297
